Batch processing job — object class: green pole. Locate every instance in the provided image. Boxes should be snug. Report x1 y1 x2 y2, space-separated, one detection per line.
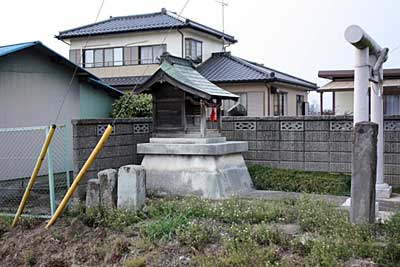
46 127 56 215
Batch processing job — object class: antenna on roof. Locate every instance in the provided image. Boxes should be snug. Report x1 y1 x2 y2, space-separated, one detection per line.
215 0 228 51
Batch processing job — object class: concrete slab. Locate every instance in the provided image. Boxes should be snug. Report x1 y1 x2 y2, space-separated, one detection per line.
150 137 226 144
137 141 248 156
142 153 253 199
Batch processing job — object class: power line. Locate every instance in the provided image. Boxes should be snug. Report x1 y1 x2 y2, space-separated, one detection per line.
54 0 106 124
111 0 192 123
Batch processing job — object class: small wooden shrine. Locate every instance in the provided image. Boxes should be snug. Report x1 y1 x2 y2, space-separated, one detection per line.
137 53 238 137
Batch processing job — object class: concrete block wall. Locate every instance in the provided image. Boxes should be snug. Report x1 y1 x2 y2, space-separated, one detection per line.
222 116 400 187
72 118 151 199
72 116 400 189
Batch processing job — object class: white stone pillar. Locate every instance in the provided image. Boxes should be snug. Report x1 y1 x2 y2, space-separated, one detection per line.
371 72 392 198
353 48 370 124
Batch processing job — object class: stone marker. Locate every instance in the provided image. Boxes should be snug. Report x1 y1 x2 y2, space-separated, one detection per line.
86 179 100 209
351 122 378 224
117 165 146 210
98 169 118 208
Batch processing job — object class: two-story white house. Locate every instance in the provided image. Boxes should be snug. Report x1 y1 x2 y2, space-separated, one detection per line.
57 8 317 116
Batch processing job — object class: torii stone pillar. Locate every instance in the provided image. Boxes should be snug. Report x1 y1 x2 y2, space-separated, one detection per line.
345 25 391 199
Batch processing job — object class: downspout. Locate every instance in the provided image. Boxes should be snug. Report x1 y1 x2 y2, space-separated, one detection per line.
264 82 271 116
177 29 185 58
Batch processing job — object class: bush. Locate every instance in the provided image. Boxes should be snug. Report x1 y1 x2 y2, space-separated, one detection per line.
248 165 351 196
111 93 152 118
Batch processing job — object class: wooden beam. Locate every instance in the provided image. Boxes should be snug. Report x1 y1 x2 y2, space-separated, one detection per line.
332 92 336 115
320 92 324 115
200 100 206 137
217 99 222 133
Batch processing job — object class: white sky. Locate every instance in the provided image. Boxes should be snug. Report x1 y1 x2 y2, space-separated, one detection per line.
2 0 400 107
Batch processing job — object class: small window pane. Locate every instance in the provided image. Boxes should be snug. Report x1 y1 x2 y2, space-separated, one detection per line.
114 48 123 66
94 49 103 67
140 46 153 64
84 50 94 68
104 49 113 67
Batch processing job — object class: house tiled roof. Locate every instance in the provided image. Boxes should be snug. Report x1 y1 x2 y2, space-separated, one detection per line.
0 41 123 97
138 53 238 100
57 8 236 43
101 76 150 87
197 52 317 90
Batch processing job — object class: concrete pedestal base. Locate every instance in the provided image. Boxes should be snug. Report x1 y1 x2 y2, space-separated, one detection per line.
138 138 253 199
376 183 392 199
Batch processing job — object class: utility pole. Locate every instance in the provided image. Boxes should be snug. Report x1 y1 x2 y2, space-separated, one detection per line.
216 0 228 51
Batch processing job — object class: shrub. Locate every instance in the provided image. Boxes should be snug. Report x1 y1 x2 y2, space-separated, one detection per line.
248 165 351 196
111 93 152 118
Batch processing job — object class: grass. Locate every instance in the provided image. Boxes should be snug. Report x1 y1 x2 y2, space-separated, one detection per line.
77 197 399 267
2 197 400 266
249 164 352 196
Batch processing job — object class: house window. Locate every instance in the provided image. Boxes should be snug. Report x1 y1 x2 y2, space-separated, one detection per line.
273 92 287 116
83 47 124 68
84 50 94 68
185 38 202 63
384 95 400 115
296 95 305 116
139 44 166 64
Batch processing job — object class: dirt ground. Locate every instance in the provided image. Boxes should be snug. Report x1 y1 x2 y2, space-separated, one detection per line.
0 217 193 267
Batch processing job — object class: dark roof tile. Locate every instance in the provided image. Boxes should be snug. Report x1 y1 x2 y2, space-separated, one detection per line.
57 9 236 43
198 52 317 89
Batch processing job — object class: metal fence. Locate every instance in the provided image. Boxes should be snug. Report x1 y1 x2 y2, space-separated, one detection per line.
0 125 71 216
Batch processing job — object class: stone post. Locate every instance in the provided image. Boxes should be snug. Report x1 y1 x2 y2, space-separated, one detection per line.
98 169 118 208
351 122 378 224
86 179 100 209
117 165 146 210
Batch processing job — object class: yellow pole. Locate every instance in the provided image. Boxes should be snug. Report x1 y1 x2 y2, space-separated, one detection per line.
45 124 113 228
12 125 57 227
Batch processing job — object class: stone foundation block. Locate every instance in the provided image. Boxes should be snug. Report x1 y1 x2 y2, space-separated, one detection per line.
117 165 146 210
86 179 100 209
98 169 118 208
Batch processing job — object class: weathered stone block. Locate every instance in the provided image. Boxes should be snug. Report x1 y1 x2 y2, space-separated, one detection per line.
75 125 96 137
304 162 330 172
305 131 329 141
86 179 100 209
243 151 257 160
221 131 234 140
351 122 378 224
330 162 351 173
280 141 304 151
384 164 400 175
248 141 257 150
114 124 133 135
256 141 280 151
221 121 234 131
304 142 329 152
384 153 400 164
280 132 304 141
279 161 304 170
280 151 304 161
305 121 330 131
257 131 280 141
329 142 352 152
234 130 257 141
256 151 280 161
330 152 352 163
117 165 146 210
98 169 118 208
330 132 352 142
257 121 280 131
304 152 329 162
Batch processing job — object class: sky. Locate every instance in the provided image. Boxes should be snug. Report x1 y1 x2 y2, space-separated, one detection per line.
2 0 400 108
